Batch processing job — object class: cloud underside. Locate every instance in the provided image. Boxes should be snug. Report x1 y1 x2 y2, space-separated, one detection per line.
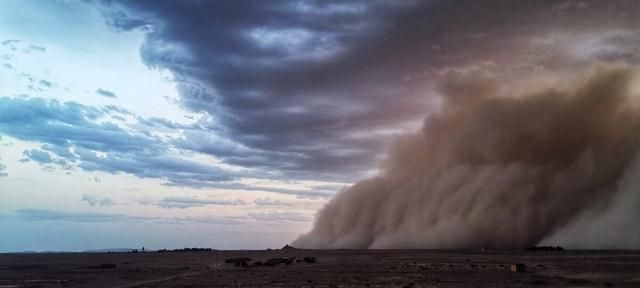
0 97 339 198
0 97 232 184
3 1 640 195
93 0 640 183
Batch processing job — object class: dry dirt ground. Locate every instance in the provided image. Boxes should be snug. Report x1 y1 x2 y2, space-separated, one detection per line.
1 249 639 287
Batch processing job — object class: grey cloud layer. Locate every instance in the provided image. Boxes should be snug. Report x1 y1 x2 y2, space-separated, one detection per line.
0 97 234 185
96 0 426 181
95 0 640 183
0 97 341 197
3 1 638 191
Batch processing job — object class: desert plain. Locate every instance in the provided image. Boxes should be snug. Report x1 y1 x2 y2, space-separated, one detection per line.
1 249 640 288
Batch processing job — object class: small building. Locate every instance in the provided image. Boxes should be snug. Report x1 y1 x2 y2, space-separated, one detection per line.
510 263 526 272
281 244 297 251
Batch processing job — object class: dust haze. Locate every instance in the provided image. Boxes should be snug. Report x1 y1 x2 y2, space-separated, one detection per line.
294 65 640 249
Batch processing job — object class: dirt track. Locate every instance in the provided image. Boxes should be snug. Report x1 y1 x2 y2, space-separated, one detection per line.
1 249 639 287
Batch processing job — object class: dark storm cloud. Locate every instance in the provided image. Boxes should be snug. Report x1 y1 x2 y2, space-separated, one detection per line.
96 0 640 182
95 88 117 98
97 0 424 181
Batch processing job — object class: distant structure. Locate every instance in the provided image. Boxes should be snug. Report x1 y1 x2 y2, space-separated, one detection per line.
281 244 298 251
510 264 526 272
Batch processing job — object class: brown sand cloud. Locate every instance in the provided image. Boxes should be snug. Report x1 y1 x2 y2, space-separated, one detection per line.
294 65 640 249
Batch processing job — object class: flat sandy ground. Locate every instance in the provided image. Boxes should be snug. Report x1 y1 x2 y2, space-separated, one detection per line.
1 249 639 287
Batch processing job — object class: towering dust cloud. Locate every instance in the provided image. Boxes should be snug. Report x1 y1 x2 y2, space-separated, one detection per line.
294 66 640 249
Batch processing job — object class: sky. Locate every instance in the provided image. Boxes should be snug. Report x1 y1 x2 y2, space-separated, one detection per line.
1 0 640 252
